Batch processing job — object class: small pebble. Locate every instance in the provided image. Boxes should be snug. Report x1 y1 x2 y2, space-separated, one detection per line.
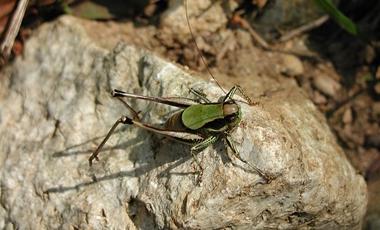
312 90 327 105
342 107 353 124
312 74 341 98
281 54 304 76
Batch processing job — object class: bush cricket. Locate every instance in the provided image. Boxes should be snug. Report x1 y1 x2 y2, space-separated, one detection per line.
89 0 269 182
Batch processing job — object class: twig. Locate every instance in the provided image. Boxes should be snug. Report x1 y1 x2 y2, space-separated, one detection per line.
231 14 269 50
278 15 329 42
0 0 29 64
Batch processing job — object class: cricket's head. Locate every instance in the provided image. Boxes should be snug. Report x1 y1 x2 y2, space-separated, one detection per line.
223 100 242 128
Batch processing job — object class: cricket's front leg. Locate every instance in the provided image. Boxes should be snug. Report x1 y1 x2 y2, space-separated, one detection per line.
190 135 219 183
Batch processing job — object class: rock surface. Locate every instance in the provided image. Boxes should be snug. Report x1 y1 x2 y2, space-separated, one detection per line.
0 15 367 229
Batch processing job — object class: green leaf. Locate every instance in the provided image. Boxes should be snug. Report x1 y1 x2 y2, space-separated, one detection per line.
312 0 357 35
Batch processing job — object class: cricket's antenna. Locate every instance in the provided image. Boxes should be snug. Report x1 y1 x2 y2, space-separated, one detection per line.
185 0 226 94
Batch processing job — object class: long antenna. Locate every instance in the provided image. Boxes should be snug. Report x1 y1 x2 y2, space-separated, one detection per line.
185 0 226 94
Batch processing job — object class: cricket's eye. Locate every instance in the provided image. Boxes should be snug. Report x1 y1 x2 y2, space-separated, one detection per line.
226 115 238 124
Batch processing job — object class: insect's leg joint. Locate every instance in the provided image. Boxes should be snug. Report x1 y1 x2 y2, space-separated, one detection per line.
111 89 124 97
120 116 133 125
88 155 99 167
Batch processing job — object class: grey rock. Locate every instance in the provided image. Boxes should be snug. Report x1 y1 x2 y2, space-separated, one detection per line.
0 15 367 229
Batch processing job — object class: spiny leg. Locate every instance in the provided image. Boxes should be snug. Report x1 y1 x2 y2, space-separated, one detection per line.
112 90 141 120
189 88 212 103
190 135 219 183
90 115 205 166
225 85 254 105
89 90 142 166
190 85 253 105
112 89 198 108
225 133 271 182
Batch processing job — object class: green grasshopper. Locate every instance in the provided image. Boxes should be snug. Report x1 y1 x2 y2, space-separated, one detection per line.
89 86 267 180
89 0 269 182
